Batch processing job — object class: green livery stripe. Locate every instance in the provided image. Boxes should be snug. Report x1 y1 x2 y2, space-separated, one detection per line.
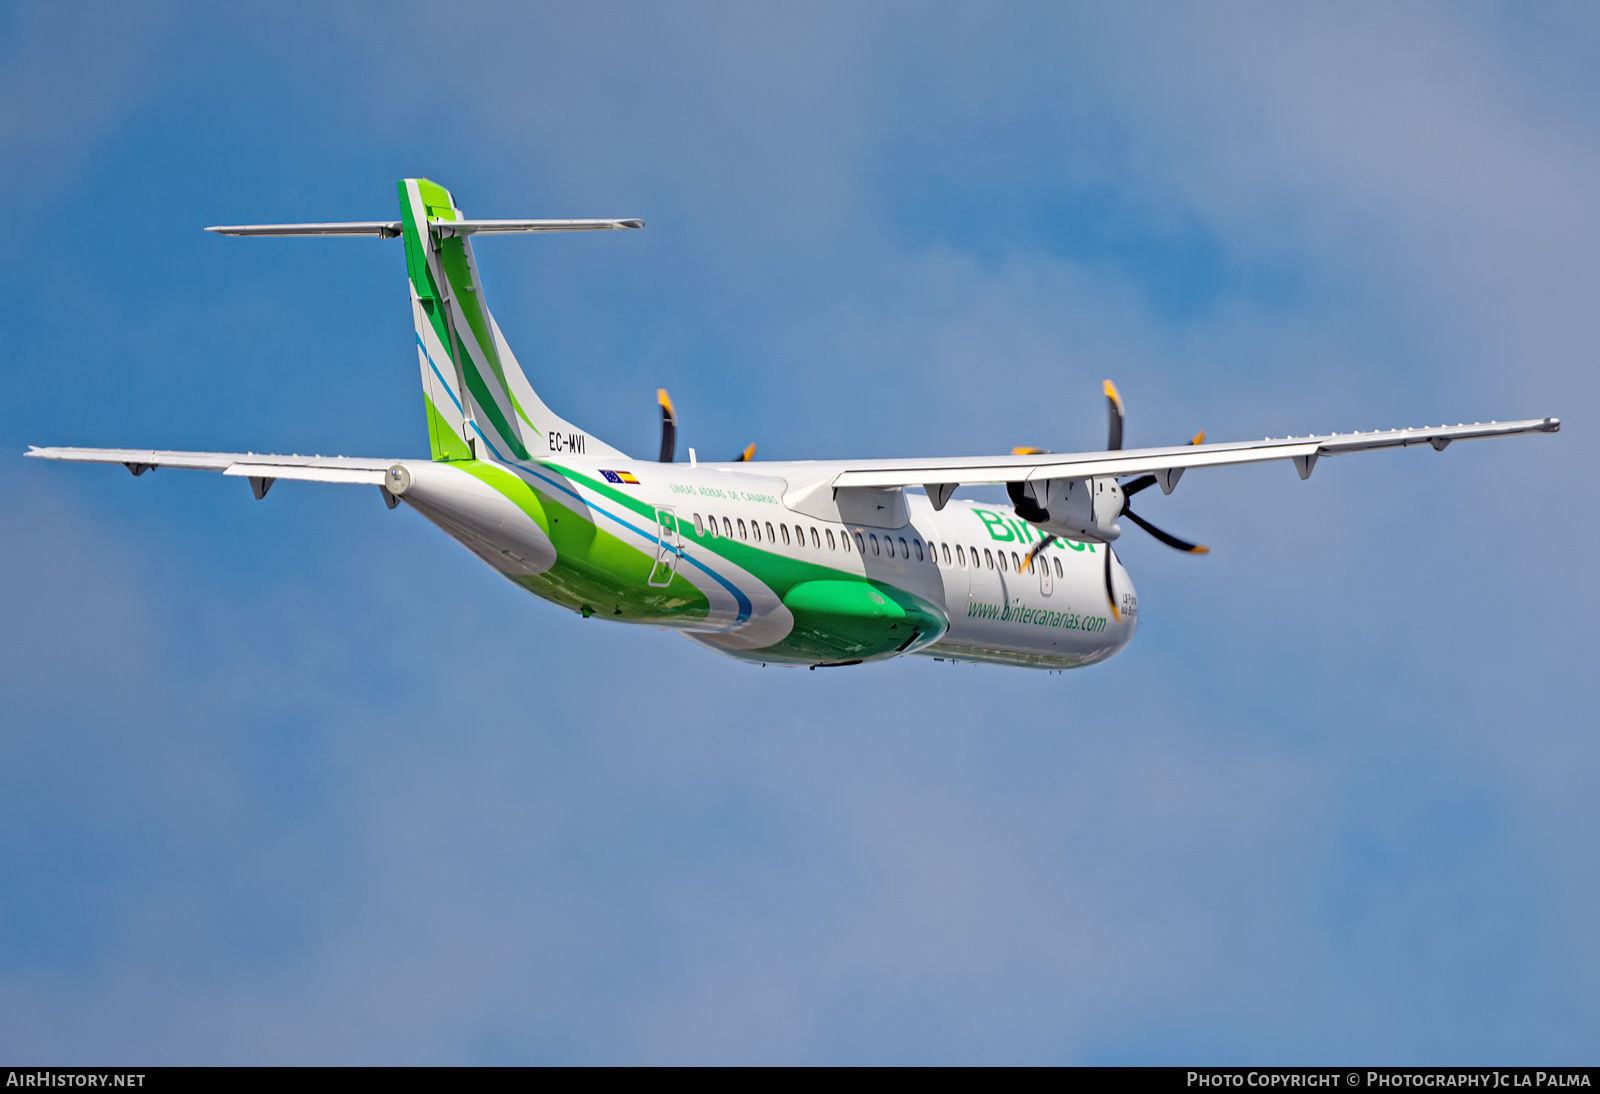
467 458 948 657
524 491 708 622
399 178 532 463
459 459 550 530
547 461 936 613
436 238 517 408
457 459 708 623
425 397 473 462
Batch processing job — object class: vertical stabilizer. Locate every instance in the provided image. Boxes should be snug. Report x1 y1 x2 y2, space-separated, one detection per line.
398 178 624 463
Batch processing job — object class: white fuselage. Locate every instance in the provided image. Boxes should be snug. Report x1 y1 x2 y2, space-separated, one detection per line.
566 457 1139 669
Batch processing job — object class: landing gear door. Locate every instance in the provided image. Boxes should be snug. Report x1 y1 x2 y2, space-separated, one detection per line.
647 506 682 587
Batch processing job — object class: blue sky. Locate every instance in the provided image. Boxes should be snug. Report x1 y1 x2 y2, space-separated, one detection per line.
1 1 1595 1064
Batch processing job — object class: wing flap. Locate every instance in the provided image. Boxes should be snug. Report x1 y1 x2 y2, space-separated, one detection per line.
222 464 387 485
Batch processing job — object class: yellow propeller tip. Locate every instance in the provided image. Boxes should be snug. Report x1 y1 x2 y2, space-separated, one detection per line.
1102 379 1124 412
738 443 757 462
656 388 676 416
1191 545 1211 555
1011 446 1048 455
1190 430 1206 446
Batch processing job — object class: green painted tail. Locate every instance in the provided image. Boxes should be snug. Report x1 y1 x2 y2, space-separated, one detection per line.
398 178 621 463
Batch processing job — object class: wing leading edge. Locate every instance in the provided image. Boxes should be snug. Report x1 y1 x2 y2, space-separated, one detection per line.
828 418 1559 495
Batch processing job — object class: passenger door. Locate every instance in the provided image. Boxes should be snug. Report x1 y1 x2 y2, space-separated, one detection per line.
648 506 682 586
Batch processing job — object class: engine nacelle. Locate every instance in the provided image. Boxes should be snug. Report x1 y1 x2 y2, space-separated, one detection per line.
1026 476 1123 544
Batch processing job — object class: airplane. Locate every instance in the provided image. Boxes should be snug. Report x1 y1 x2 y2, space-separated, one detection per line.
28 178 1560 671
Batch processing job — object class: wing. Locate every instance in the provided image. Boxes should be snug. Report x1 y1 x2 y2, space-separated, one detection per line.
25 447 394 491
829 418 1559 495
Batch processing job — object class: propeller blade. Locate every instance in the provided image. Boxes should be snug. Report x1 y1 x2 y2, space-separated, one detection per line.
1104 379 1125 451
1122 507 1210 554
734 443 757 462
1190 430 1206 445
1011 446 1050 455
1104 544 1121 621
657 389 677 463
1122 474 1158 498
1019 533 1057 573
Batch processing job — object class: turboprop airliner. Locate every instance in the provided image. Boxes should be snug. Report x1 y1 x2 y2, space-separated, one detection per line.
28 179 1560 670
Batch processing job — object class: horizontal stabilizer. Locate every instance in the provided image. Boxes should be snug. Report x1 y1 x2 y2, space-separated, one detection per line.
206 222 404 237
429 218 643 236
206 219 643 238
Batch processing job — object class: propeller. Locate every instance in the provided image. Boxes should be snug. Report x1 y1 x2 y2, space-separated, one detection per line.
1104 379 1125 451
1114 421 1209 555
657 389 677 462
1014 386 1208 614
656 388 756 463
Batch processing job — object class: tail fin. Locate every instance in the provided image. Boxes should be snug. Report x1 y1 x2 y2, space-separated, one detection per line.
397 178 627 463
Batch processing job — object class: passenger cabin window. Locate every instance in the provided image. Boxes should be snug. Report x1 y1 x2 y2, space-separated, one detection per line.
984 548 994 569
722 517 733 538
694 514 704 536
913 539 924 561
899 537 909 559
942 543 952 565
826 529 836 550
1053 557 1063 578
810 527 820 549
781 524 791 546
750 520 760 542
868 534 879 555
854 532 865 553
1011 551 1020 572
766 522 775 543
737 519 747 540
955 545 965 567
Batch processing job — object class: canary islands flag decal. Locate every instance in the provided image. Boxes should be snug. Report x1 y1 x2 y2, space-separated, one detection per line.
600 469 640 485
